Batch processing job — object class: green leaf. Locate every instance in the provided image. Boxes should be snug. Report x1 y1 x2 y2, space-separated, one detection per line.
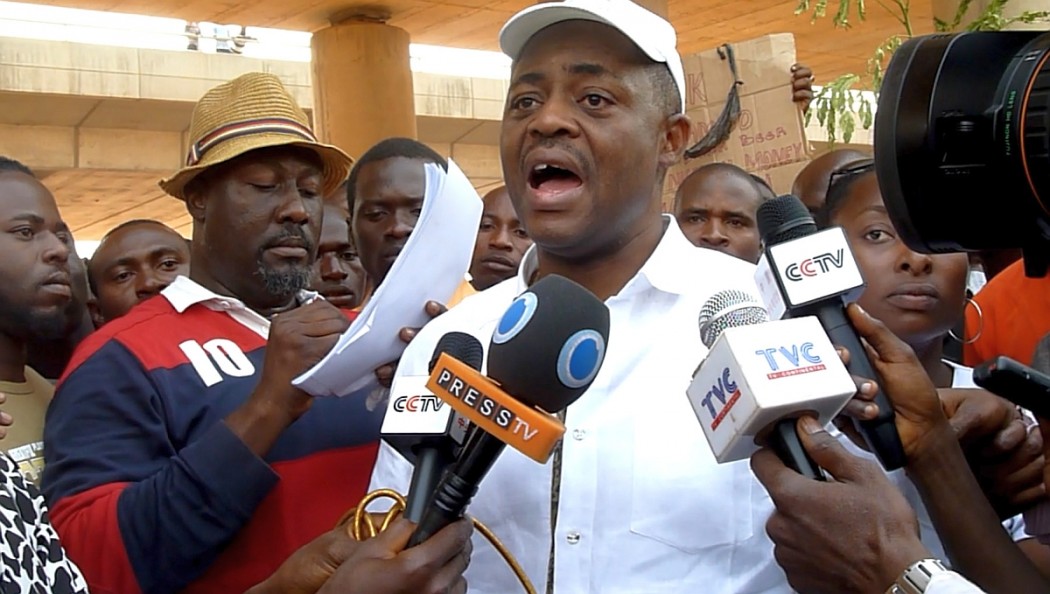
947 0 974 31
841 111 856 144
1006 10 1050 27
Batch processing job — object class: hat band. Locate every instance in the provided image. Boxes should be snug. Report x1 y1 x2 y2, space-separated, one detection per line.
187 118 318 166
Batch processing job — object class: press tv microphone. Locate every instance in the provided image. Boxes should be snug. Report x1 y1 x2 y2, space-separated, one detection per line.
408 274 611 547
688 289 856 479
754 195 906 470
386 332 483 523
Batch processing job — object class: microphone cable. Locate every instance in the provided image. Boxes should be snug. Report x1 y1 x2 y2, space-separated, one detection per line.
336 488 538 594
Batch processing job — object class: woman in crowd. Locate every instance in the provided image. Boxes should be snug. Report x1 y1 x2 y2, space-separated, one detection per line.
816 158 1050 572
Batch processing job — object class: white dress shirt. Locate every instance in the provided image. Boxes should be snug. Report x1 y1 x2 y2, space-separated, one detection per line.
371 217 794 593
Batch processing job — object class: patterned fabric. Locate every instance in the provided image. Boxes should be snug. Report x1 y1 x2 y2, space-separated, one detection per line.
0 454 87 594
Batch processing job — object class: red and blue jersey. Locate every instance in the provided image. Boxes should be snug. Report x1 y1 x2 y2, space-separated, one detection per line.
42 278 383 594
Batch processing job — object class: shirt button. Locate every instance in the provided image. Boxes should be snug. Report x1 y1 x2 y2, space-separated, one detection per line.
566 531 581 544
572 429 586 441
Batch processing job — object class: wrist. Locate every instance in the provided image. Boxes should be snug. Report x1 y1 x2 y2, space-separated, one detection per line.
904 422 959 478
225 386 312 456
878 542 934 592
248 383 312 424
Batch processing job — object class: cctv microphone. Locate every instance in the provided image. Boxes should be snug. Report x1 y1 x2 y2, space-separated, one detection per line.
383 332 483 523
688 289 856 479
754 195 906 471
407 274 611 547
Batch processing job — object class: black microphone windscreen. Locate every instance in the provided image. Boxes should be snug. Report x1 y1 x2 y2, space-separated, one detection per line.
429 331 484 373
488 275 610 413
757 195 817 245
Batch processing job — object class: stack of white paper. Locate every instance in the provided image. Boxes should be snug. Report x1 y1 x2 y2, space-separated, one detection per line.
293 159 483 397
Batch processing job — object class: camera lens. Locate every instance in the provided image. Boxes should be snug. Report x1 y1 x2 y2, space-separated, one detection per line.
876 31 1050 276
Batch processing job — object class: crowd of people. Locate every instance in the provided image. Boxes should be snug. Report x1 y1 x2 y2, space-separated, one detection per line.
1 0 1048 592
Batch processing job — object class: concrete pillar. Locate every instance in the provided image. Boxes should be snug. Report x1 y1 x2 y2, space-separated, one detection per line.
311 15 416 160
933 0 1046 31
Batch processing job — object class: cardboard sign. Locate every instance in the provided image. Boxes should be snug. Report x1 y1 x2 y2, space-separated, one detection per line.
663 34 812 212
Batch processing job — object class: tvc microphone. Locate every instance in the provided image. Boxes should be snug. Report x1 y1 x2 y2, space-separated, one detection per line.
408 274 611 547
754 195 906 470
381 332 482 522
687 289 856 479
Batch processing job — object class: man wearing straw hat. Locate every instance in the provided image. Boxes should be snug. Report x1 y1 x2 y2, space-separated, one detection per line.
42 73 470 594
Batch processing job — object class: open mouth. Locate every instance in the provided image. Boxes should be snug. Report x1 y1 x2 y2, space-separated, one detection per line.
528 163 583 195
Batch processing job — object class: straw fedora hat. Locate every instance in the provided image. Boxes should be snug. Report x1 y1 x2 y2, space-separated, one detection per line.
160 72 352 200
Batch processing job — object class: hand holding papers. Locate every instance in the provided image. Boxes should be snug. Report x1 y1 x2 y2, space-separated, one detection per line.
293 159 483 397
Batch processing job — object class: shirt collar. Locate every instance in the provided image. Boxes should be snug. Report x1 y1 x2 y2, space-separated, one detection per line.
162 275 321 314
515 215 697 297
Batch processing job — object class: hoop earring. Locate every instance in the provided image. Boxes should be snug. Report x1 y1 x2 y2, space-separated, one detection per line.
949 297 984 345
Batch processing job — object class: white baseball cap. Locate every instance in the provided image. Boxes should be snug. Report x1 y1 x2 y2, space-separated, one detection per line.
499 0 686 112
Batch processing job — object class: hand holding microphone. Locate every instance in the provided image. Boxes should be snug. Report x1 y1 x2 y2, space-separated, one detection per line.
756 303 1050 594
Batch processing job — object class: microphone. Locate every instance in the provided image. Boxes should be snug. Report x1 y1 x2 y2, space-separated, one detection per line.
688 289 856 479
754 195 907 470
382 332 483 523
408 274 611 546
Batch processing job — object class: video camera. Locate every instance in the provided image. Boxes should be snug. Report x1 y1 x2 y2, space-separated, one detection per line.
876 31 1050 277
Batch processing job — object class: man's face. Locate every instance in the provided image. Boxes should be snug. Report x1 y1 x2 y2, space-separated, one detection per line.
500 21 675 260
0 172 73 341
88 222 191 323
188 146 323 307
470 186 532 291
351 156 427 286
674 170 763 263
311 202 367 309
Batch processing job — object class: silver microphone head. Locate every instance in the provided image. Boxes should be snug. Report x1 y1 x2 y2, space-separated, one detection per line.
698 289 769 348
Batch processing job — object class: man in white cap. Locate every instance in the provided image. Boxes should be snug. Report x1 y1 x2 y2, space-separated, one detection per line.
43 72 470 594
368 0 776 591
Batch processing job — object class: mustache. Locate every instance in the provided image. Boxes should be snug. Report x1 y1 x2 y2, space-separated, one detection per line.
526 139 590 174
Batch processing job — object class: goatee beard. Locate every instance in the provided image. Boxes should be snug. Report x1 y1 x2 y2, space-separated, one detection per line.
257 264 311 299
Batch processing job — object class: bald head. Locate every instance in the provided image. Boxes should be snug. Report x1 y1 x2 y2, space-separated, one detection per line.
791 149 870 214
674 163 764 263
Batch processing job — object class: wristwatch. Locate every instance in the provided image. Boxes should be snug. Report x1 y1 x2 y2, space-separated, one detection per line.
886 559 950 594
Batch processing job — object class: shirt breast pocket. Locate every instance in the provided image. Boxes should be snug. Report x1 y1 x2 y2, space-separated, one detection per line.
628 401 755 553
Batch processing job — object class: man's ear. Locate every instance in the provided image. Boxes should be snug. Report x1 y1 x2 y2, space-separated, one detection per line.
87 299 105 330
184 184 208 223
659 113 692 170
